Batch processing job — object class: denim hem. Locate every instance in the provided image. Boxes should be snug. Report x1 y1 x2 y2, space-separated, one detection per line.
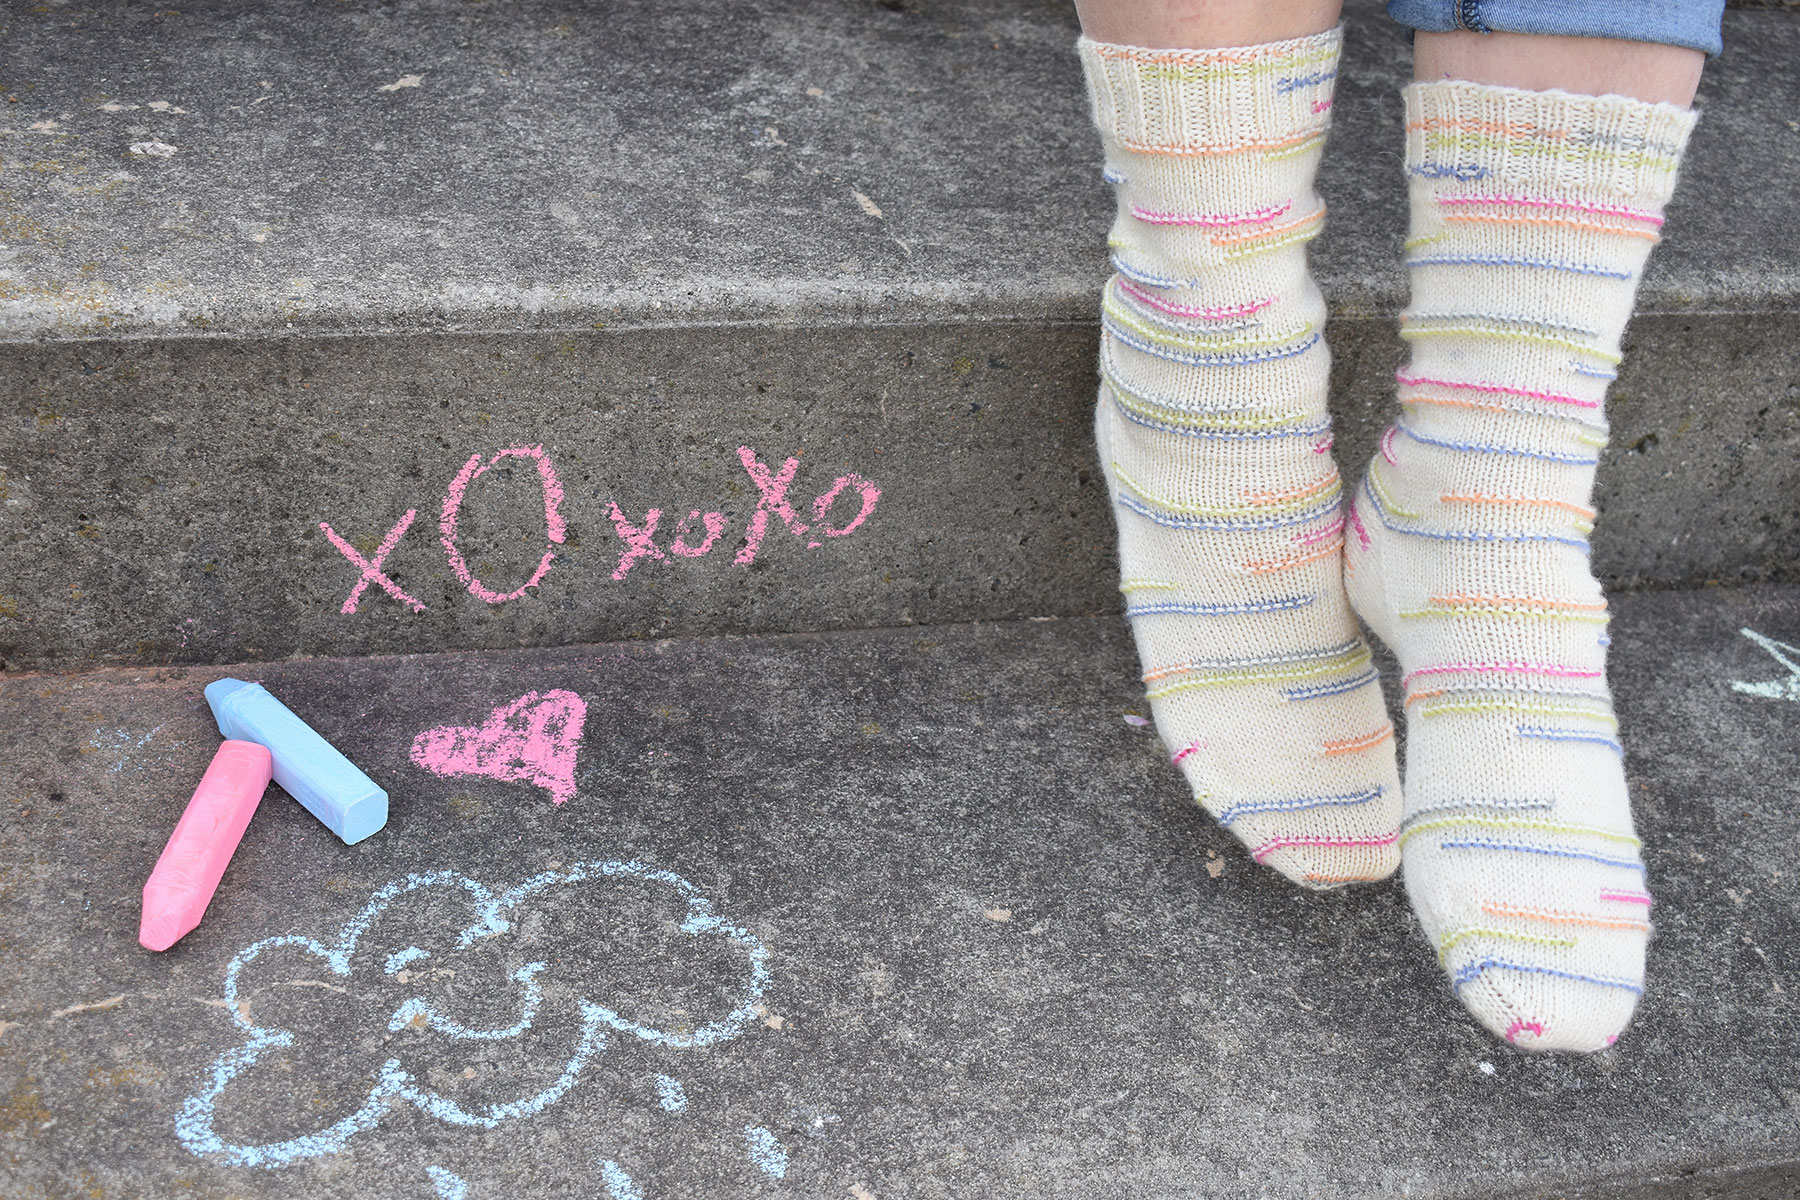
1385 0 1725 57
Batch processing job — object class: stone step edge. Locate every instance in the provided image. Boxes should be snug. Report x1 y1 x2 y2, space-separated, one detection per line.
4 283 1796 346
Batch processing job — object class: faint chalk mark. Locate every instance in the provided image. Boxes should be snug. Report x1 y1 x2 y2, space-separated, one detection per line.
653 1074 687 1113
426 1165 467 1199
1731 627 1800 702
744 1124 788 1179
599 1158 643 1200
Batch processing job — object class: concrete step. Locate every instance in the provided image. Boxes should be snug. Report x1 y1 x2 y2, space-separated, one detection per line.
3 0 1798 672
3 583 1799 1197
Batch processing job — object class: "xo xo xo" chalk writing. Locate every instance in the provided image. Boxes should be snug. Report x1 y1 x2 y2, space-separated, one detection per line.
318 445 880 614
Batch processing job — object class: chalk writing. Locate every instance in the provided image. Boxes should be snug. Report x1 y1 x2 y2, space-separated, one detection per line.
322 509 426 614
653 1073 687 1113
1731 627 1800 702
735 447 810 565
600 1159 644 1200
386 945 430 974
320 444 880 614
92 724 165 773
426 1165 468 1199
808 472 882 546
388 962 548 1040
670 511 727 558
607 502 666 582
409 689 588 807
744 1124 789 1179
439 446 568 604
175 860 769 1168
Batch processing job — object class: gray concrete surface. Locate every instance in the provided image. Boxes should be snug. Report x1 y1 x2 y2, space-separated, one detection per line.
3 585 1798 1198
3 0 1797 670
4 313 1796 672
1 1 1794 338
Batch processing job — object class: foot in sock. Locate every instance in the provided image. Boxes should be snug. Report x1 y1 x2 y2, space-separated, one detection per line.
1346 81 1697 1049
1079 28 1402 888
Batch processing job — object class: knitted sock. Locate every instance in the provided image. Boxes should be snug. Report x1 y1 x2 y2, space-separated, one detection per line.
1079 28 1402 888
1345 81 1697 1049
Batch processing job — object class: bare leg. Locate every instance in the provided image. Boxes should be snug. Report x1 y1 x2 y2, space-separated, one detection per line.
1414 31 1702 106
1074 0 1341 49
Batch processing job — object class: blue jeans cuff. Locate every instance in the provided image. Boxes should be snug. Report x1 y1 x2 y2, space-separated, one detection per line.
1385 0 1725 57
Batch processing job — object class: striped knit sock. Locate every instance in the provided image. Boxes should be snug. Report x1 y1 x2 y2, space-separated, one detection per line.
1080 28 1403 889
1346 81 1697 1050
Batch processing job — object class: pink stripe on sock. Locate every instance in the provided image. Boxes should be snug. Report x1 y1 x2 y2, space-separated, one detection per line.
1402 661 1605 688
1251 831 1400 863
1313 435 1334 454
1379 425 1398 464
1346 498 1371 550
1171 739 1204 765
1504 1019 1546 1044
1129 200 1291 229
1395 371 1601 410
1294 514 1346 545
1599 890 1654 907
1115 278 1276 320
1437 194 1664 226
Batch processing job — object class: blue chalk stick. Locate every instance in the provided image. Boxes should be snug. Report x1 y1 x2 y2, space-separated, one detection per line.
204 678 388 845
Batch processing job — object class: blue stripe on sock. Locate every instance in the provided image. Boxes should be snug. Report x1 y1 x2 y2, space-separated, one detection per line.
1127 595 1314 618
1517 726 1625 754
1218 785 1384 827
1451 956 1644 995
1282 667 1380 702
1437 838 1645 872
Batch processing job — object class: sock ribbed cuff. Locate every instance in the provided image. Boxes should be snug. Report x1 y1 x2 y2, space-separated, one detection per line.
1078 27 1342 154
1404 80 1698 205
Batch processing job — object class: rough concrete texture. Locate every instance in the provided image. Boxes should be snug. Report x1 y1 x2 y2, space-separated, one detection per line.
0 1 1795 339
4 1 1798 670
3 586 1799 1198
3 312 1797 671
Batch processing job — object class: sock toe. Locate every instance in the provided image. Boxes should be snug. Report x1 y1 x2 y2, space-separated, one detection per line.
1253 839 1401 889
1448 949 1645 1053
1169 681 1403 885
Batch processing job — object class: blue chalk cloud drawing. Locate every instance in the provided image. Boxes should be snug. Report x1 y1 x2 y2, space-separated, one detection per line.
176 860 770 1169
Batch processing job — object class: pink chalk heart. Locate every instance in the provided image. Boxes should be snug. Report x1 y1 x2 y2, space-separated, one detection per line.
409 689 588 807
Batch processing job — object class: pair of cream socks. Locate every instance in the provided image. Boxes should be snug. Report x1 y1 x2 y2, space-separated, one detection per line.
1080 26 1695 1052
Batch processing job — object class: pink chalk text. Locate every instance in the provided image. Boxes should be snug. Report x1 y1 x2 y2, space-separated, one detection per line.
440 446 568 604
319 509 426 614
671 510 728 557
318 443 880 611
606 501 666 582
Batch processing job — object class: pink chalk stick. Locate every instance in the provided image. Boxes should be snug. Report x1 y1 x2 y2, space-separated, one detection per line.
139 740 273 952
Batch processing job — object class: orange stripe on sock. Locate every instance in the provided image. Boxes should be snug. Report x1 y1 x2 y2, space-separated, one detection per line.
1243 536 1342 575
1322 723 1394 756
1246 468 1340 506
1439 494 1599 519
1429 592 1607 612
1116 129 1324 158
1403 393 1514 416
1211 206 1325 247
1481 901 1651 932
